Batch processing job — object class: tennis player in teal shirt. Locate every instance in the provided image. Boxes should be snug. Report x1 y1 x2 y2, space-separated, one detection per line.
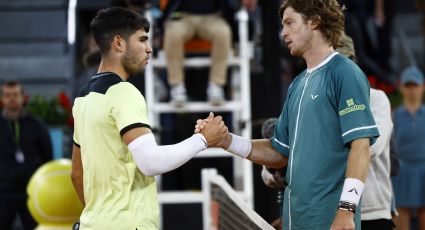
271 50 379 229
195 0 380 229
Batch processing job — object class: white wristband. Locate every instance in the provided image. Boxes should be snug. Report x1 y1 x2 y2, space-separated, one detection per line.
339 178 364 206
227 133 252 158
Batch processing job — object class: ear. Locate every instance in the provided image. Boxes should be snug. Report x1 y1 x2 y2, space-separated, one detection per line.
111 35 126 53
309 15 321 30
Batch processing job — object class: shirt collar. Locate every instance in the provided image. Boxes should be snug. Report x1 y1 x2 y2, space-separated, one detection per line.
307 52 339 73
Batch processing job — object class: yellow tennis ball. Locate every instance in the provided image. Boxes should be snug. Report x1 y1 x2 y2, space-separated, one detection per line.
27 159 83 225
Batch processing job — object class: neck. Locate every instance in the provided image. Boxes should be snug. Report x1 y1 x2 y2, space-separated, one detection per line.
404 99 422 114
97 56 129 81
303 38 334 70
3 109 22 121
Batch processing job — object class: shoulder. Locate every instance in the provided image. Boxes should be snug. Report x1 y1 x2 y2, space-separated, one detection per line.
106 82 146 108
24 113 48 128
393 106 405 118
76 72 124 97
370 88 391 111
329 54 366 81
76 82 90 98
106 81 141 97
370 88 388 101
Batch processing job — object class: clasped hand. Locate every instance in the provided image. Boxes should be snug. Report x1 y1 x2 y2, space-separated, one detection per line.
194 112 229 148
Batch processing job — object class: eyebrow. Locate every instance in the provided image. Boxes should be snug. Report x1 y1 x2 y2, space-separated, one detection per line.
139 35 149 40
283 18 291 24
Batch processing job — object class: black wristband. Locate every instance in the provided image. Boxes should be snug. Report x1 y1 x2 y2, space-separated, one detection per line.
338 201 357 214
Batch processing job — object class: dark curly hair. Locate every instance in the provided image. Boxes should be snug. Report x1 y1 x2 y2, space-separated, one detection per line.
279 0 344 48
91 7 150 55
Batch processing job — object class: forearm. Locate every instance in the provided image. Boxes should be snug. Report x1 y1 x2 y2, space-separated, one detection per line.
248 139 288 169
337 138 371 213
345 138 371 182
128 133 206 176
223 134 287 169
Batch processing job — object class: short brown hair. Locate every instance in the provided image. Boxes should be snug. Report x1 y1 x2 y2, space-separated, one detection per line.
279 0 344 48
1 80 24 94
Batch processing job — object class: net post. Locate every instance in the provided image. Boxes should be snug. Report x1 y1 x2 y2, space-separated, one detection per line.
202 168 218 230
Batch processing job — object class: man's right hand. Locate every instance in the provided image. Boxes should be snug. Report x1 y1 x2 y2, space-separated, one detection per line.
199 113 229 148
330 210 355 230
261 166 286 188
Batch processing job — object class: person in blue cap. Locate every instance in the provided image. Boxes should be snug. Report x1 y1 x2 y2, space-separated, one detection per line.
392 66 425 230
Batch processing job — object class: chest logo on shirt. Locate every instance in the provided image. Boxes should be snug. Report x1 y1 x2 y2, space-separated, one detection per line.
311 94 319 100
339 98 366 116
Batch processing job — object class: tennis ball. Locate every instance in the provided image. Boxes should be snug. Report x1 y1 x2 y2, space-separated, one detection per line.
27 159 83 227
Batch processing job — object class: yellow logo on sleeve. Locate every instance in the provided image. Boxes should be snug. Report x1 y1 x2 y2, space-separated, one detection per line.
339 98 366 116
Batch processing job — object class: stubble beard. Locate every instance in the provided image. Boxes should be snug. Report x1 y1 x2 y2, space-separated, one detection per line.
122 50 144 76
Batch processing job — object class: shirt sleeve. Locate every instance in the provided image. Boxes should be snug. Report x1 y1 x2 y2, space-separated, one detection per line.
369 89 393 157
72 102 80 147
73 131 80 147
335 66 380 145
271 98 290 157
107 82 151 136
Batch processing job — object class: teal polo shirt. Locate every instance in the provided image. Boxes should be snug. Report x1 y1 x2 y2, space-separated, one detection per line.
271 53 379 230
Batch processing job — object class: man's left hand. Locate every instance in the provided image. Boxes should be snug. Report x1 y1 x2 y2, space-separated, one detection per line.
330 210 355 230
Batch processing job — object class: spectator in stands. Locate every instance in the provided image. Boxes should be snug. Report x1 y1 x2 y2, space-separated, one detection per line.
161 0 256 106
392 66 425 230
340 0 396 85
0 81 53 230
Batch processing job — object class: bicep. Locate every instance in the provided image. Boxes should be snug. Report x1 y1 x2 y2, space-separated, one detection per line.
348 138 371 156
122 127 152 145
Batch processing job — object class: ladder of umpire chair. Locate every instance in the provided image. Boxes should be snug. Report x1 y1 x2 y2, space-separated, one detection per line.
144 8 254 227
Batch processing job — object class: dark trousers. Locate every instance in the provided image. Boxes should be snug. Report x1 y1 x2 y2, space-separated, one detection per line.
0 194 37 230
361 219 394 230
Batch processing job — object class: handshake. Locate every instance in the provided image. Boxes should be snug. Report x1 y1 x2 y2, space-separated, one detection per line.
193 112 232 149
193 112 253 160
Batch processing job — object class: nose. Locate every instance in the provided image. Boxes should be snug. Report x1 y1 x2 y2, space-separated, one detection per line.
146 43 152 53
281 27 288 39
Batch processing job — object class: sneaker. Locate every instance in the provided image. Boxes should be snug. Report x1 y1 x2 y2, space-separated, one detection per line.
170 82 187 107
207 82 225 105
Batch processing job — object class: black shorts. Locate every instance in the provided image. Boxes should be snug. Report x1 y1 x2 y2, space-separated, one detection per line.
361 219 394 230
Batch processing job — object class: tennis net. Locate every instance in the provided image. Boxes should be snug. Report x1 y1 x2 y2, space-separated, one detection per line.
202 169 274 230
